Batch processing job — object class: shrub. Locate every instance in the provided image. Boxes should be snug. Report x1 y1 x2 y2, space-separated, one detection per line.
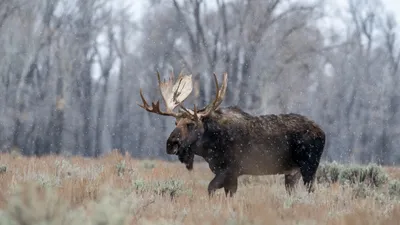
339 164 388 187
316 162 388 188
389 180 400 199
0 165 6 174
89 190 138 225
316 161 343 184
2 183 69 225
133 178 147 193
339 165 366 185
115 160 126 176
152 179 185 199
352 183 371 199
131 178 188 200
0 183 156 225
34 173 61 188
142 160 156 170
365 163 389 187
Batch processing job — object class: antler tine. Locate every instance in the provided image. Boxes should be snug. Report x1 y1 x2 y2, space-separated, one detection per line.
137 88 180 117
138 70 196 119
193 104 199 120
138 88 149 109
198 72 228 116
213 72 228 109
197 73 219 113
210 72 221 107
178 104 192 114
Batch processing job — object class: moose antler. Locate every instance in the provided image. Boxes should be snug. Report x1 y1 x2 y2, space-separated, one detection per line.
138 71 228 120
138 71 194 118
195 72 228 117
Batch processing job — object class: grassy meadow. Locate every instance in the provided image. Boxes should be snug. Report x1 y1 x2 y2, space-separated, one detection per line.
0 150 400 225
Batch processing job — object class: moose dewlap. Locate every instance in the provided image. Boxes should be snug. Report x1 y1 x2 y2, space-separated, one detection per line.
138 71 326 197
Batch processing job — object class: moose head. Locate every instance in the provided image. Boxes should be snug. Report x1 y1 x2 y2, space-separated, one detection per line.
137 71 228 170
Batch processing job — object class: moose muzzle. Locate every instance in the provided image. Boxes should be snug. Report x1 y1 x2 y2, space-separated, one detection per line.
166 139 180 155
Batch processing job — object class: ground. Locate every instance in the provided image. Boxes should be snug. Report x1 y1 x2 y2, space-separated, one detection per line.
0 150 399 225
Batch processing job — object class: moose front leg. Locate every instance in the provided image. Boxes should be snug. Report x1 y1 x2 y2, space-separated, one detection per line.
207 173 226 197
207 170 238 197
223 175 238 197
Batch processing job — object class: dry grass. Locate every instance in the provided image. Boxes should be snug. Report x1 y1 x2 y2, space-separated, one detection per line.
0 150 399 225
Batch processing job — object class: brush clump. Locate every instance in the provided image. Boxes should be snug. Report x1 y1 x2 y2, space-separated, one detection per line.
0 152 399 225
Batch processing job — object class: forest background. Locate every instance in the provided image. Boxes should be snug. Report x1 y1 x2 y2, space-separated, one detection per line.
1 0 400 165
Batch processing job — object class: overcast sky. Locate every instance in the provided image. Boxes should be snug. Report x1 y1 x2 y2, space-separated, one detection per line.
128 0 400 27
376 0 400 16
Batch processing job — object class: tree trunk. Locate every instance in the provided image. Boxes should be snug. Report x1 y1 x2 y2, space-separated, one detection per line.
81 64 93 157
52 72 64 154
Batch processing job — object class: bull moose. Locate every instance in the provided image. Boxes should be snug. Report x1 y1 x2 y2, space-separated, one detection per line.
138 71 326 197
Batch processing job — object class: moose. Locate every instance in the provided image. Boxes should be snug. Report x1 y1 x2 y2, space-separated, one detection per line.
138 71 326 197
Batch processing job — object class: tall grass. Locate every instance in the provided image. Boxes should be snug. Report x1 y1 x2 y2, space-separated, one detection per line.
0 151 399 225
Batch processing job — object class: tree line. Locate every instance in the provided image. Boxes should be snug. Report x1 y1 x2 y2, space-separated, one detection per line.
0 0 399 165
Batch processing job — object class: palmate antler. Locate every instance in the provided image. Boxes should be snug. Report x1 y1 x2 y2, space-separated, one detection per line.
138 71 194 118
138 71 228 120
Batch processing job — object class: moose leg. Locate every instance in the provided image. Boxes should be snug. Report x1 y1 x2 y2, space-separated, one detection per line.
299 164 318 193
208 173 226 197
284 168 301 194
298 154 321 193
224 175 238 197
293 134 325 193
299 145 324 193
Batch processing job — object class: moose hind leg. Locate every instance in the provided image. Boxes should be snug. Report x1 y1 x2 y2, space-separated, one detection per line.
299 164 318 193
285 168 301 195
297 137 325 193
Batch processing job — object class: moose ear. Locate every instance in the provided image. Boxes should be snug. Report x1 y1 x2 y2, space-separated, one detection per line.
200 115 216 131
199 114 210 123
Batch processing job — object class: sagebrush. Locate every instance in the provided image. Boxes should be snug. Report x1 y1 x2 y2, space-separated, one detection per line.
0 151 399 225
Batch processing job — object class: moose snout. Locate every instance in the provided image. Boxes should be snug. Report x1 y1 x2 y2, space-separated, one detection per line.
166 138 180 155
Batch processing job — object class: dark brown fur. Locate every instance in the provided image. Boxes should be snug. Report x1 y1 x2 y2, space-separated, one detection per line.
167 106 326 197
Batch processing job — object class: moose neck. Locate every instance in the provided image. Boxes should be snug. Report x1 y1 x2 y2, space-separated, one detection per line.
195 116 234 158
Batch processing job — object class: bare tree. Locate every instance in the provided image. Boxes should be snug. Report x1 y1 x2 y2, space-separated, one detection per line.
1 0 400 165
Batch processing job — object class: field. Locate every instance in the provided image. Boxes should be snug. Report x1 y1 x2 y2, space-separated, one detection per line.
0 151 400 225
